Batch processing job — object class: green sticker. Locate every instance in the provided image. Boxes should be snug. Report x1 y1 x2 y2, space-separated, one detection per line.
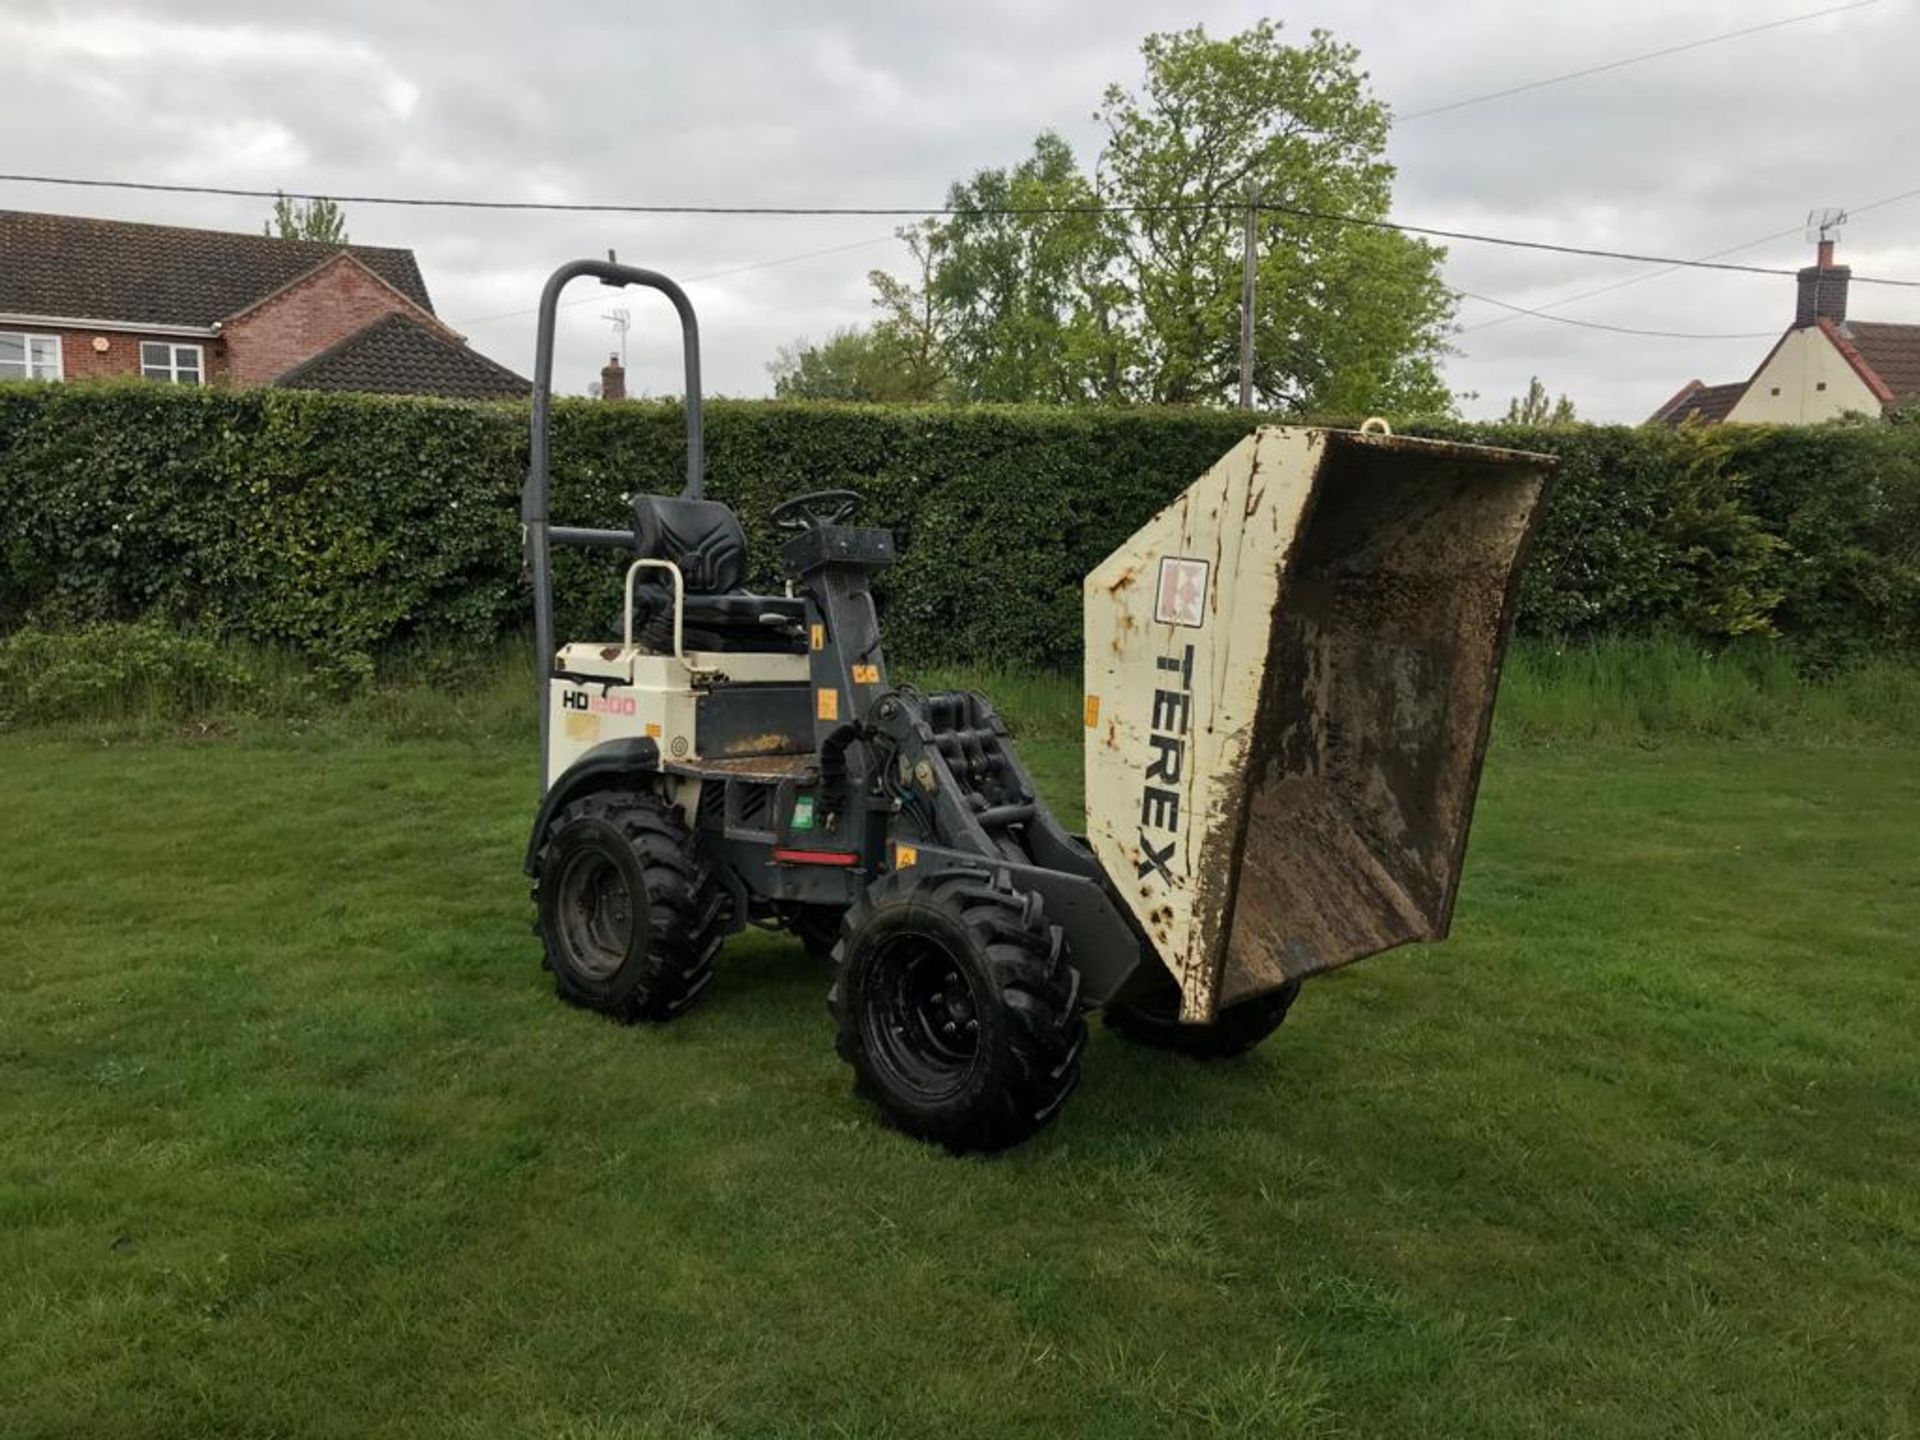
791 795 815 830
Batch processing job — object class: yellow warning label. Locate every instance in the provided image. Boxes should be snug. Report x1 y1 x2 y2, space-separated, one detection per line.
816 687 839 721
810 623 825 651
852 664 880 685
894 843 918 869
644 721 662 739
1084 694 1101 728
565 712 601 743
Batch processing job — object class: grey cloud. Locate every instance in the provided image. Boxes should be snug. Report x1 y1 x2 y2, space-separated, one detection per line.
3 0 1916 419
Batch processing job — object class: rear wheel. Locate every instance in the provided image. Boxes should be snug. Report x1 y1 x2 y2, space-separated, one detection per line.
534 790 723 1021
1105 974 1301 1059
829 869 1085 1153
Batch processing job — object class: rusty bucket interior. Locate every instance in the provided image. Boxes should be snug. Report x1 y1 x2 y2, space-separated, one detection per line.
1212 431 1552 1008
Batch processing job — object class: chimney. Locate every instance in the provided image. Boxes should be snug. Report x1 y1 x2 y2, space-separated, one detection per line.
1795 238 1850 328
600 353 626 401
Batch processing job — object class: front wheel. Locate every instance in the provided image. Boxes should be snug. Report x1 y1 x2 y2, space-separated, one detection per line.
829 869 1085 1153
1105 974 1301 1059
533 790 723 1021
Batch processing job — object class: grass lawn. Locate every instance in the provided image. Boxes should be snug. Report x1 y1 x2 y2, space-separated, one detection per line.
2 692 1917 1436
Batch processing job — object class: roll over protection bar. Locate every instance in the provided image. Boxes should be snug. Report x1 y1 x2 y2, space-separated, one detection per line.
522 259 706 793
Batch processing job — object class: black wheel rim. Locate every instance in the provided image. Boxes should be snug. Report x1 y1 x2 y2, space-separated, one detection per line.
555 850 634 981
860 933 983 1102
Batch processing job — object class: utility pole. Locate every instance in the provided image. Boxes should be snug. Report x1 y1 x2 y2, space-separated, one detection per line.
1237 182 1261 410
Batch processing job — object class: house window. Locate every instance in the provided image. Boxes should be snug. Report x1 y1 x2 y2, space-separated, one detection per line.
0 332 63 381
1816 381 1828 391
140 341 203 385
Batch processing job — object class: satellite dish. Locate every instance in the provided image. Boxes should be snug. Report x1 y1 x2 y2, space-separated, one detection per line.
1805 207 1849 244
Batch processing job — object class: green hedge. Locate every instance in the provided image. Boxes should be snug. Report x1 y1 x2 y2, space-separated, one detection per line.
1 383 1915 679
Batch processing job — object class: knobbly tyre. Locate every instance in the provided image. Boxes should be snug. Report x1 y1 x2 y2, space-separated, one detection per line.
520 259 1553 1153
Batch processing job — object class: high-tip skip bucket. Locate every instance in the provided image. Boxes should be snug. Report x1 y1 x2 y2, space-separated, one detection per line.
1083 425 1554 1021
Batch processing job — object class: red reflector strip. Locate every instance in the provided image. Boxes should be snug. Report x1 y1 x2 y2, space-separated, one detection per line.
772 848 859 867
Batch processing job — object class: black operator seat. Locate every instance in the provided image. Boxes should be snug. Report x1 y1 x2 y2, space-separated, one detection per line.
627 494 806 654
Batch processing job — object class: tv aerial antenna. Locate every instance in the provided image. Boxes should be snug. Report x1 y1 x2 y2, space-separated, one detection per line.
602 306 631 367
1805 207 1848 245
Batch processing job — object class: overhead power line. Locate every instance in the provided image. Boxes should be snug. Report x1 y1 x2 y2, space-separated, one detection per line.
1451 289 1776 341
0 169 1272 216
1456 180 1920 337
1455 223 1809 336
1269 211 1910 284
5 171 1920 288
1846 184 1920 219
1399 0 1880 120
455 233 897 328
685 233 895 285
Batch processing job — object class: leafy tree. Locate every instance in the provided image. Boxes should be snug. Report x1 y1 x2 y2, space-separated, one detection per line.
863 221 954 402
771 223 957 403
1097 22 1452 411
928 133 1131 403
1504 376 1578 424
768 327 927 402
838 21 1455 413
264 192 349 244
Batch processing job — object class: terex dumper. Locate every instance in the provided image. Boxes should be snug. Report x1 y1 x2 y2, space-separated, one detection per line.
519 260 1553 1152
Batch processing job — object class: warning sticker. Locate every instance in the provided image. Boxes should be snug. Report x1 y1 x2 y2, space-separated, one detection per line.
852 664 880 684
1154 557 1210 628
817 687 839 721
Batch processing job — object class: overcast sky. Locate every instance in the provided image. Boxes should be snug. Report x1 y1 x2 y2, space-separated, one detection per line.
4 0 1917 420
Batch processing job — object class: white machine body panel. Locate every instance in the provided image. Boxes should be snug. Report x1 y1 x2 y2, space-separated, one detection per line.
545 643 811 816
1083 429 1321 1021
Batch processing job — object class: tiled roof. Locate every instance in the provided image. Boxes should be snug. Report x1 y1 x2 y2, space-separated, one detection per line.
1649 379 1746 426
1844 321 1920 404
274 313 528 401
0 209 434 326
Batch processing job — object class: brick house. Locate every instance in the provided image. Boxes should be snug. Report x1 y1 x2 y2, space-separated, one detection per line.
0 209 528 400
1651 238 1920 425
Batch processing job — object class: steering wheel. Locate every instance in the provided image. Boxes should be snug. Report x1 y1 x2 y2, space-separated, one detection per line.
770 488 864 532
